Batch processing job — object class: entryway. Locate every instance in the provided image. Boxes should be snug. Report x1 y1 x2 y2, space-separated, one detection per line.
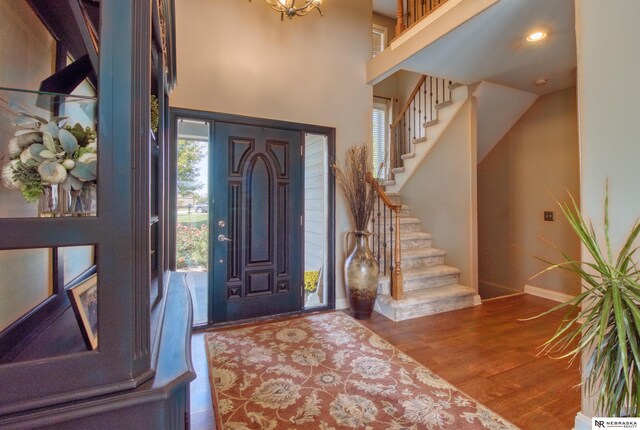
171 110 335 326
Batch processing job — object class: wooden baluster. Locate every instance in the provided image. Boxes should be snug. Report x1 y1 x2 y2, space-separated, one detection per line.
392 207 404 300
396 0 406 35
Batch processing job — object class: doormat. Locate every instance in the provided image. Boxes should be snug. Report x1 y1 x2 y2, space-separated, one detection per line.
205 312 518 429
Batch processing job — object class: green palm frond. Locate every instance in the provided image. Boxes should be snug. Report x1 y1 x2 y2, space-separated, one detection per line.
528 187 640 417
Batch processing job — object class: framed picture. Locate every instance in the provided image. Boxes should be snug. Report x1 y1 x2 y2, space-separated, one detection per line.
67 274 98 350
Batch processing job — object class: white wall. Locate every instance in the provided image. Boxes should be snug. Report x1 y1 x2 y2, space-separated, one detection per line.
372 70 423 132
478 87 580 298
171 0 372 306
373 12 396 46
576 0 640 423
400 100 477 290
474 81 538 163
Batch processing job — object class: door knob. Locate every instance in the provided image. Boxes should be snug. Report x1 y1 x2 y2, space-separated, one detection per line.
218 234 232 242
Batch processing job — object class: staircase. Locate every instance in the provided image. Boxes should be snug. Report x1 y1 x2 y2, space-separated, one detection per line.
366 74 477 322
385 80 468 193
374 201 478 321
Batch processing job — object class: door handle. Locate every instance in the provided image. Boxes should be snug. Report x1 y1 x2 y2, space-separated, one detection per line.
218 234 232 242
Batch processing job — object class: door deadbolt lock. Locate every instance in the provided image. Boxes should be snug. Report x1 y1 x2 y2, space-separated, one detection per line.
218 220 225 227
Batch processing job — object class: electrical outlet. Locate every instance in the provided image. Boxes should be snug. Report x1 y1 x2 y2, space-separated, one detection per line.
544 211 554 222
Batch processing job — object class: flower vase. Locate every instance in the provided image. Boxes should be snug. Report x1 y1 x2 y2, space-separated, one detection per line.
38 184 62 217
62 185 97 216
344 230 379 319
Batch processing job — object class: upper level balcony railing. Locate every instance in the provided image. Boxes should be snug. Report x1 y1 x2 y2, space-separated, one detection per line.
395 0 449 36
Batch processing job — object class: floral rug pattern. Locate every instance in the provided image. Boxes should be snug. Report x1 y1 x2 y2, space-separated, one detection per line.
205 312 518 429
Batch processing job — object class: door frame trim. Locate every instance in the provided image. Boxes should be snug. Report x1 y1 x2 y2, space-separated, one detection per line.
169 107 336 327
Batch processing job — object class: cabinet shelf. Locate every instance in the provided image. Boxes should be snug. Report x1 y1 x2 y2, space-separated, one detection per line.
0 86 97 101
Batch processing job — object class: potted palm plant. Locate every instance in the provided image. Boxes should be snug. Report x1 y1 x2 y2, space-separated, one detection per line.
529 189 640 417
332 144 378 319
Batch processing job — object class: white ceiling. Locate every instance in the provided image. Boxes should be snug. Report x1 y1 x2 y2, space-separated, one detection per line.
377 0 577 95
373 0 396 18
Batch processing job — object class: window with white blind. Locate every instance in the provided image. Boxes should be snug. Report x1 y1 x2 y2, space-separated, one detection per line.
372 100 389 178
372 25 387 57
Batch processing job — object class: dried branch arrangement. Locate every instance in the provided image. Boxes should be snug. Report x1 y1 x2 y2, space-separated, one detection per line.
332 144 377 231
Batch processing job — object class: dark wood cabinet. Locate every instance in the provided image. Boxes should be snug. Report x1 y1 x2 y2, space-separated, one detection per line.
0 1 193 428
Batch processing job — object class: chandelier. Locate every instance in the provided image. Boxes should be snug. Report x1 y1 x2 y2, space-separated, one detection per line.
251 0 323 20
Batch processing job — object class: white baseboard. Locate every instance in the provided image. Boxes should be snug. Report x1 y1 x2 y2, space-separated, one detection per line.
473 294 482 306
574 412 591 430
524 284 574 303
335 298 349 310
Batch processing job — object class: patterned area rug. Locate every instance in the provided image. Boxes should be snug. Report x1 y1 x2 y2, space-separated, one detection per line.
205 312 518 429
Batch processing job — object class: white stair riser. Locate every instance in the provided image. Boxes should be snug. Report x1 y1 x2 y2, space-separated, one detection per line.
377 272 459 295
375 295 475 321
401 254 445 269
404 273 459 291
400 238 432 250
399 222 421 233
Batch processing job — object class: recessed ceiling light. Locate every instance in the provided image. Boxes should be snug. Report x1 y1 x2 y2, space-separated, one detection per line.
533 78 548 86
526 31 547 42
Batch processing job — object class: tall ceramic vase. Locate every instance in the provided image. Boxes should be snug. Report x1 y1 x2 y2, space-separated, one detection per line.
345 230 379 319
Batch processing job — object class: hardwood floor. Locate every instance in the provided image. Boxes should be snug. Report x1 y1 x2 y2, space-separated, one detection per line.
189 294 581 429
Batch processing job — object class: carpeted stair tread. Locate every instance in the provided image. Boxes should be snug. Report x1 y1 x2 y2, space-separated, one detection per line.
401 247 446 258
397 217 421 224
379 264 459 282
378 284 475 306
401 264 460 279
399 231 432 240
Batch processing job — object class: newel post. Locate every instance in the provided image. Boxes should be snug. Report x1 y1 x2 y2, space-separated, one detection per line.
392 208 404 300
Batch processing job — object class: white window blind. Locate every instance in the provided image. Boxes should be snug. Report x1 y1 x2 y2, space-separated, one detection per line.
372 101 388 178
372 26 387 57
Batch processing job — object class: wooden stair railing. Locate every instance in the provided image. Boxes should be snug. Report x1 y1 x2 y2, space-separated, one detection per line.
366 172 404 300
389 74 453 176
395 0 449 38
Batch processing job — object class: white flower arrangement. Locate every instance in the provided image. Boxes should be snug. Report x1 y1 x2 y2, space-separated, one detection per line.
2 104 97 202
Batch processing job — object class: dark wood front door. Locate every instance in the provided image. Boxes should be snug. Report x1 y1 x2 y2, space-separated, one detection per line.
210 122 303 323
